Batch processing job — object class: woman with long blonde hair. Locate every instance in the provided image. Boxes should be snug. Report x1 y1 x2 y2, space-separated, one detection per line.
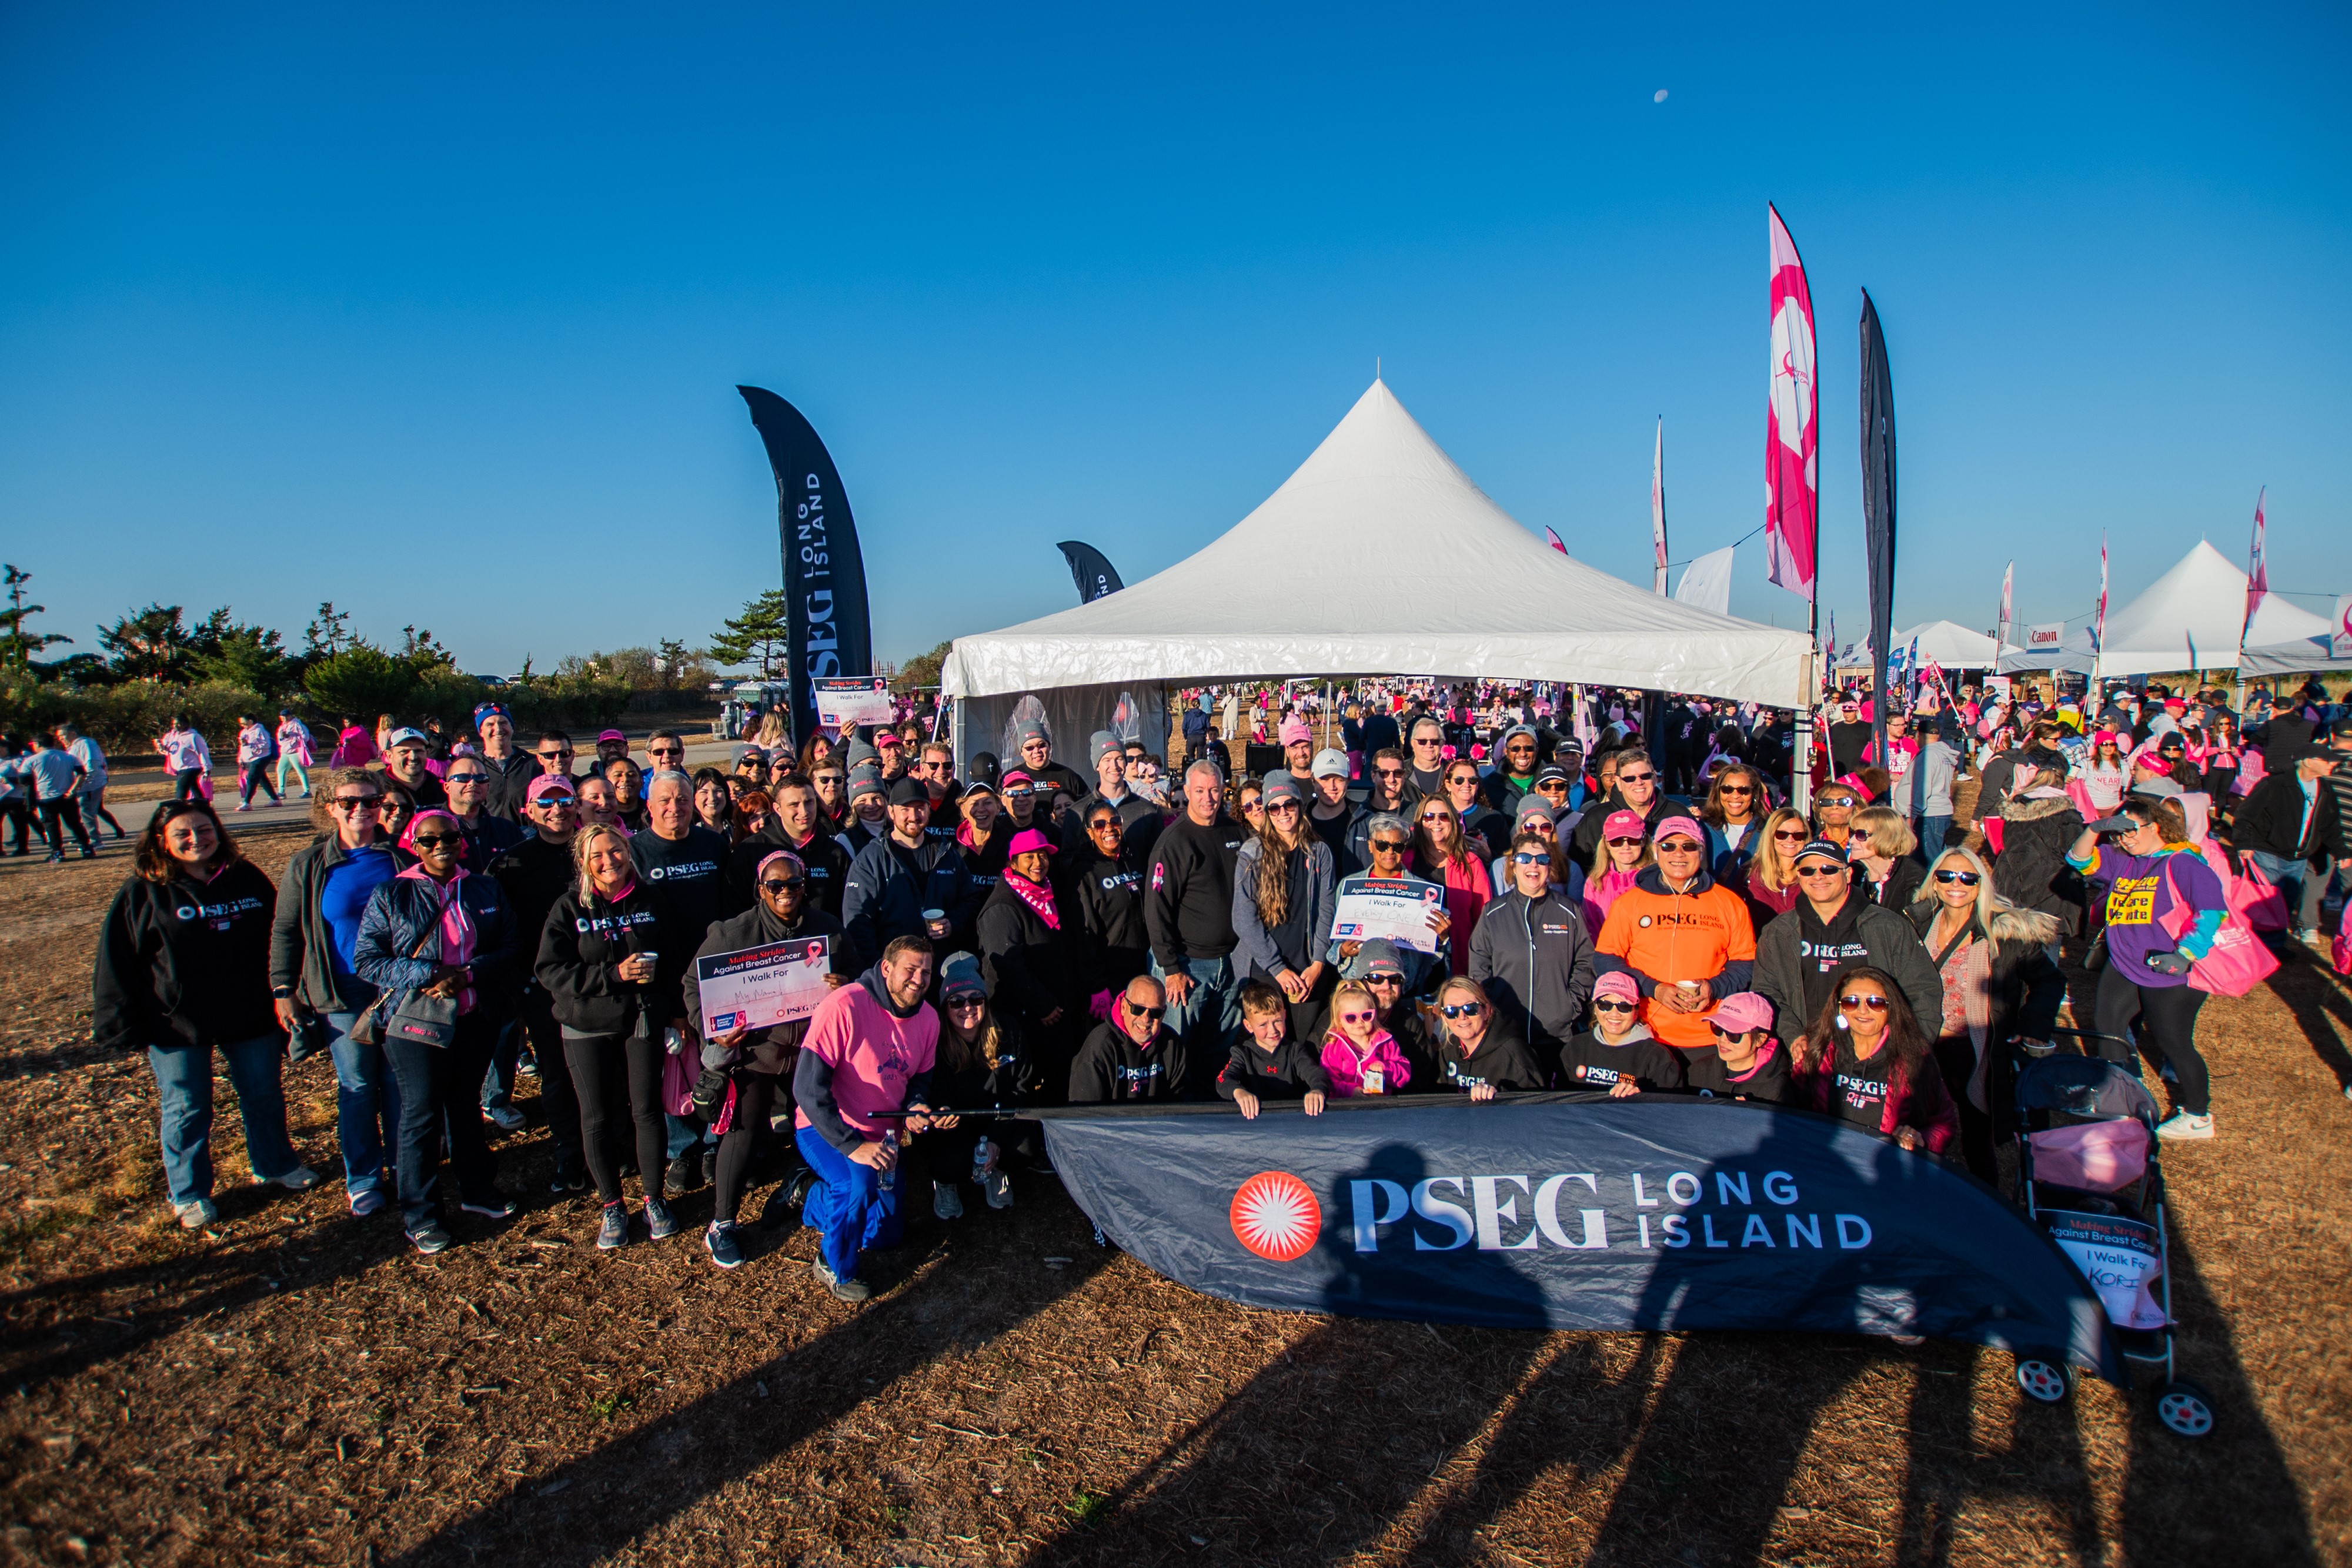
1412 793 1491 976
1733 805 1812 932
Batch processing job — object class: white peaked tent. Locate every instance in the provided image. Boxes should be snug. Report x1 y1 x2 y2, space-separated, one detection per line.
1998 540 2333 677
1890 620 1999 669
942 380 1814 759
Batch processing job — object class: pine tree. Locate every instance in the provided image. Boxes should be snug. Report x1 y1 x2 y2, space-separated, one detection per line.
709 591 792 679
0 565 72 671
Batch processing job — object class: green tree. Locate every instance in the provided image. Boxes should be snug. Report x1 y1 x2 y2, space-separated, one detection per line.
892 640 953 694
303 644 417 721
189 608 297 696
304 601 353 658
709 591 791 679
0 565 72 672
399 624 459 673
98 603 194 683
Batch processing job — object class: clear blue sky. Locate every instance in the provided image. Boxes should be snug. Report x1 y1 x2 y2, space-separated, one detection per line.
4 5 2347 673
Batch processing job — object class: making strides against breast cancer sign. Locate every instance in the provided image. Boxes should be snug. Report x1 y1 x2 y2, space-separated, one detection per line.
1045 1099 2122 1382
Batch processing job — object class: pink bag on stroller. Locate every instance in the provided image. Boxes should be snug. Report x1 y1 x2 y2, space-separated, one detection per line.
2027 1119 2148 1193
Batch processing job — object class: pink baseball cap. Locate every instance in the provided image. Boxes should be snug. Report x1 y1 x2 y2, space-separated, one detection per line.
875 731 902 748
525 774 577 805
1654 814 1706 847
1706 992 1774 1035
597 728 627 744
1601 809 1646 840
1278 717 1312 745
1592 971 1641 1005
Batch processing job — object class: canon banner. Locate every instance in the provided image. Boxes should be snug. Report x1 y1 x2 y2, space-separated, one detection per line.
1045 1098 2122 1382
738 386 875 748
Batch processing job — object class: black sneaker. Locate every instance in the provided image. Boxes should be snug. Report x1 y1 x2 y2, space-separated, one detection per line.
459 1192 518 1221
704 1221 745 1270
409 1225 453 1256
550 1168 588 1195
663 1148 699 1199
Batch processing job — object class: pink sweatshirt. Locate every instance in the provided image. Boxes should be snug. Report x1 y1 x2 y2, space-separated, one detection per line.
1320 1029 1412 1098
793 981 939 1142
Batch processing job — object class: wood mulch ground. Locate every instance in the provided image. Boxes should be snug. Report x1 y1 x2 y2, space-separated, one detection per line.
1 768 2347 1566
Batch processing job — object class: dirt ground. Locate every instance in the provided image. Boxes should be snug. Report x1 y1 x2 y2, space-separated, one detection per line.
2 768 2348 1567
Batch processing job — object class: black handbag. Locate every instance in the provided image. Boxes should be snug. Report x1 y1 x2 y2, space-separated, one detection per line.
347 892 461 1048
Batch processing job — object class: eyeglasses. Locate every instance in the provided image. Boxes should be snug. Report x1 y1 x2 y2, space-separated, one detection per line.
330 795 382 811
1124 1002 1166 1021
1339 1010 1377 1025
1605 835 1643 848
1932 869 1981 885
1375 767 1405 779
758 878 806 894
1439 1002 1485 1019
1618 770 1656 784
1771 827 1809 841
1838 994 1890 1012
1592 998 1636 1014
410 832 462 850
1510 851 1548 865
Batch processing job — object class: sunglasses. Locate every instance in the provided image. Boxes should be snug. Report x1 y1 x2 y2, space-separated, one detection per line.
1838 995 1890 1012
1371 839 1408 855
1366 973 1402 986
534 794 578 808
758 878 807 894
410 832 463 850
1088 817 1120 831
330 795 383 811
537 748 574 760
1719 785 1753 795
946 996 986 1011
1266 801 1301 814
1003 785 1034 798
1605 835 1644 848
446 774 487 785
1339 1010 1377 1025
1510 851 1548 865
1413 737 1443 747
1618 771 1656 784
1932 869 1981 885
1795 862 1846 877
1592 998 1636 1013
1125 1002 1167 1021
1439 1002 1485 1019
1418 814 1447 825
1818 797 1855 809
1375 768 1405 779
1242 799 1264 813
1656 839 1701 854
649 747 683 758
1772 827 1809 841
1707 1024 1750 1040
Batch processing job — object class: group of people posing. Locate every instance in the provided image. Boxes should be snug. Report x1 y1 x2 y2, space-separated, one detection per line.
83 669 2343 1302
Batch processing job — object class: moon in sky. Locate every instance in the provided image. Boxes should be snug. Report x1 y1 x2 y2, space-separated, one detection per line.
1654 89 1669 102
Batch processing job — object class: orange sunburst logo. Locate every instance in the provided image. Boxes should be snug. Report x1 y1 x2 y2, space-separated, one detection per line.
1230 1171 1321 1262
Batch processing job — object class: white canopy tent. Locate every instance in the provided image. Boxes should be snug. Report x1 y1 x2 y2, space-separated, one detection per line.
942 380 1815 764
1996 540 2335 678
1889 619 2000 670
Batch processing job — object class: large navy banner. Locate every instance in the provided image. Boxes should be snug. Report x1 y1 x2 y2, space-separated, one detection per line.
1044 1097 2120 1382
737 386 874 749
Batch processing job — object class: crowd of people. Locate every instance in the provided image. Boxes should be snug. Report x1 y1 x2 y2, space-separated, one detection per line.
68 666 2351 1303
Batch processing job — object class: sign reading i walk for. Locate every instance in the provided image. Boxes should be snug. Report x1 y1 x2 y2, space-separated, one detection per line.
1044 1097 2123 1382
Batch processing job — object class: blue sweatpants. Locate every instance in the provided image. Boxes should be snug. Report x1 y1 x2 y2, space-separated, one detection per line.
794 1125 902 1281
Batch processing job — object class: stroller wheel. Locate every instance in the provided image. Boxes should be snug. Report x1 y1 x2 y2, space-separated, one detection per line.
2155 1379 2216 1439
2014 1356 2074 1405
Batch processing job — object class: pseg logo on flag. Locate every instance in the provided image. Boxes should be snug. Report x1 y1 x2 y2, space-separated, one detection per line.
1230 1171 1321 1262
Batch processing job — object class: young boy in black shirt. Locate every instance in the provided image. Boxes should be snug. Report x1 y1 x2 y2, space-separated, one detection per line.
1217 980 1330 1119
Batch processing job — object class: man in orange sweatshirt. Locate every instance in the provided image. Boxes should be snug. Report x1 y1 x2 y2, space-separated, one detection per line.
1593 814 1757 1057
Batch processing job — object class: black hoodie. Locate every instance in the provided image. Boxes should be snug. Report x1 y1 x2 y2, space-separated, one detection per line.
1068 1017 1190 1104
93 861 280 1051
536 882 662 1036
1434 1014 1547 1094
1215 1035 1332 1102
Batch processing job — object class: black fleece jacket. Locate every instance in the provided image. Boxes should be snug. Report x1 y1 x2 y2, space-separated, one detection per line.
1143 811 1247 974
93 861 280 1051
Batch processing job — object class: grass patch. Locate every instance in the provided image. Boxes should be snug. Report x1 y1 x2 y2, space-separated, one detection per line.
1064 1490 1106 1527
587 1392 635 1421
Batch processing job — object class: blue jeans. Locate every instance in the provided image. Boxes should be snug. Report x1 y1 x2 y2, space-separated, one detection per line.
326 1010 404 1199
1152 952 1243 1097
2243 848 2325 933
482 1017 523 1115
796 1124 903 1280
148 1037 300 1207
1916 814 1952 864
667 1113 716 1161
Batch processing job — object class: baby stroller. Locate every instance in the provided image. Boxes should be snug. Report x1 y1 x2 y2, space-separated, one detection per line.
2008 1040 2214 1438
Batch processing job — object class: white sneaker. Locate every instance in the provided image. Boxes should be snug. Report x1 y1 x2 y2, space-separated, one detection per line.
173 1198 218 1229
981 1169 1014 1210
2156 1111 2214 1141
932 1181 964 1220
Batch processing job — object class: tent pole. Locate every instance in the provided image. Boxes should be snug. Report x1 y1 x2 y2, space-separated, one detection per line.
1795 595 1819 814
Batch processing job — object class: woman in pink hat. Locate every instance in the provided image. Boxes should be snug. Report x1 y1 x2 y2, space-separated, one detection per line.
975 827 1083 1092
1581 809 1652 932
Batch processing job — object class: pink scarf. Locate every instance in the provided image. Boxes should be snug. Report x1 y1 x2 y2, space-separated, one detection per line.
396 863 478 1014
1001 870 1060 930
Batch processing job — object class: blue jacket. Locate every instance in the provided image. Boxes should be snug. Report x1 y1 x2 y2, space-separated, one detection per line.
353 869 519 1024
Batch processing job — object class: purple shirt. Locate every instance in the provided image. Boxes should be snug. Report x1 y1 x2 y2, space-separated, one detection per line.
2074 845 2224 987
